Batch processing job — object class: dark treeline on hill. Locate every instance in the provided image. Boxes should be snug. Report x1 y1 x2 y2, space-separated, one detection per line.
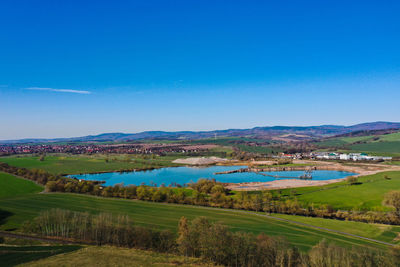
24 209 400 267
1 162 400 226
3 121 400 144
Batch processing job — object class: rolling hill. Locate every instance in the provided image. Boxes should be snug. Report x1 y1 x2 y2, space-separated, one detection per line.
2 121 400 144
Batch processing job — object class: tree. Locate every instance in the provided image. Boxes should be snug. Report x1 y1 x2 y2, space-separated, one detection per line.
347 176 358 185
177 216 190 256
383 191 400 216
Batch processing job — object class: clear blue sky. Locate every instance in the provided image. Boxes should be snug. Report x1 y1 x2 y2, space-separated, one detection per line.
1 0 399 139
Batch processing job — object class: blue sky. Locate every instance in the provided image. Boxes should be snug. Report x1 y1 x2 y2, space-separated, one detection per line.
1 0 399 139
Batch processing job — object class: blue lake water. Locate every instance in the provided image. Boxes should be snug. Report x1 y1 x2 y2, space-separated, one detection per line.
70 166 356 187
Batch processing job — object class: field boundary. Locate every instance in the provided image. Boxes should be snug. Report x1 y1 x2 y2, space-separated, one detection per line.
148 201 396 247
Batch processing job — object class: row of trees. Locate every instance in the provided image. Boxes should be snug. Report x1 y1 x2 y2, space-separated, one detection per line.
23 209 175 252
25 209 400 267
2 162 400 225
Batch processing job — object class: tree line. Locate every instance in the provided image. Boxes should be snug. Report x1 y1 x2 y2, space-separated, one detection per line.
24 209 400 267
2 162 400 226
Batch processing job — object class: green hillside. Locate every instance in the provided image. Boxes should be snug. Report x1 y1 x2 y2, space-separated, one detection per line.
1 192 396 251
273 171 400 211
0 172 42 198
0 154 181 175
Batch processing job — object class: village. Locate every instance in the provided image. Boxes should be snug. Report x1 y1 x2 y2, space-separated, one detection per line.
0 143 218 156
276 152 393 161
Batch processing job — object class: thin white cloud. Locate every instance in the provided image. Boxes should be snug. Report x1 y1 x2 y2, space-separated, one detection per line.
26 87 91 94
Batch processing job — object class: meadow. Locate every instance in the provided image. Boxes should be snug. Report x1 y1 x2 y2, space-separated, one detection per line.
0 172 42 198
0 154 182 175
16 246 211 267
349 141 400 154
0 244 82 267
314 131 400 155
1 172 399 251
270 171 400 211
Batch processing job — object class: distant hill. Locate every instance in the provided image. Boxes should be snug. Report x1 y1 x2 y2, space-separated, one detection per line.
2 121 400 144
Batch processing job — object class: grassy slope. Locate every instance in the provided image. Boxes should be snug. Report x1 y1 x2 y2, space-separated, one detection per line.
375 132 400 142
1 161 399 252
0 172 43 198
315 132 400 155
0 154 181 175
0 192 394 251
349 141 400 154
17 246 212 267
0 245 82 267
272 171 400 211
272 214 400 245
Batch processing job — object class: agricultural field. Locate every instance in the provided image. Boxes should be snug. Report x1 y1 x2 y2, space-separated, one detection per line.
314 131 400 155
0 244 82 267
269 171 400 211
189 137 282 154
0 173 398 252
0 172 42 198
0 244 209 267
17 246 210 267
0 154 182 175
349 141 400 154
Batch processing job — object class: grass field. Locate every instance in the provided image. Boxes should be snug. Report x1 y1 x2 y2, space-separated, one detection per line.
1 167 400 255
315 136 375 148
1 193 396 251
272 214 400 245
314 131 400 155
271 171 400 211
374 132 400 142
0 244 82 267
16 246 211 267
349 141 400 154
0 154 182 175
0 172 43 198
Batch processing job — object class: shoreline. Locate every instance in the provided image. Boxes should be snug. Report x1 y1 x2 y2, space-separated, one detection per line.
224 177 347 191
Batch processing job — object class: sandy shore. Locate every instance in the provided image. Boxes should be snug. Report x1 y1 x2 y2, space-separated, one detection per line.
224 160 400 191
225 178 347 191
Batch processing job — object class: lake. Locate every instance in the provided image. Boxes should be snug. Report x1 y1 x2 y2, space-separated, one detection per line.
70 166 356 187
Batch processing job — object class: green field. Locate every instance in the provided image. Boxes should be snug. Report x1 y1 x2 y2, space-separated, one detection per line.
1 192 395 251
315 136 375 148
16 246 210 267
374 132 400 142
349 141 400 154
190 137 282 154
0 244 82 267
314 131 400 155
271 171 400 211
0 171 397 251
0 172 43 198
272 214 400 245
0 240 208 267
0 154 181 175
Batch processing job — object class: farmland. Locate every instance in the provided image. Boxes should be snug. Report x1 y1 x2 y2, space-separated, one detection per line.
16 246 211 267
0 172 42 198
1 173 398 251
314 130 400 156
0 244 82 267
268 171 400 211
0 154 182 175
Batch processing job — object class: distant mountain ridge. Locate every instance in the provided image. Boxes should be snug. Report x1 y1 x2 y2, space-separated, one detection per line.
2 121 400 144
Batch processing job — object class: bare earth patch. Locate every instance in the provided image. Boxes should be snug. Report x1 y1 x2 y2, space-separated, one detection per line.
173 157 229 165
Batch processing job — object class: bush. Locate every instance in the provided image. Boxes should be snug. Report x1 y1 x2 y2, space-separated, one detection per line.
347 176 358 185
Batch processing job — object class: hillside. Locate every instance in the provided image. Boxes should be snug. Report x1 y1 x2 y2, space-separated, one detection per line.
2 121 400 144
314 129 400 155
